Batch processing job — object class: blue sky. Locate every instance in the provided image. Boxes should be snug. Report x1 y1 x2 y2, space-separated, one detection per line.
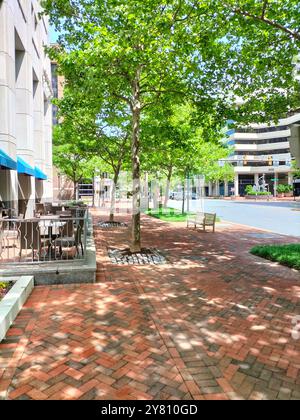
50 26 59 43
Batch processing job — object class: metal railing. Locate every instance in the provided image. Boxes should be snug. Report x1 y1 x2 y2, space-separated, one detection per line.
0 210 88 265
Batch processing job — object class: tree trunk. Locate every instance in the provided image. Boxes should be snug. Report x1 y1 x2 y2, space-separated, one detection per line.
73 179 77 201
164 167 172 208
109 169 120 222
131 69 142 253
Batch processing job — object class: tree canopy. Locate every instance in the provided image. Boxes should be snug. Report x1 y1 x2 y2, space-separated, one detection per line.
43 0 234 251
43 0 300 249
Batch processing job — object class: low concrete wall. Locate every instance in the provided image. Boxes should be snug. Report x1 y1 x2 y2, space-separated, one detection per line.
0 276 34 342
0 216 97 285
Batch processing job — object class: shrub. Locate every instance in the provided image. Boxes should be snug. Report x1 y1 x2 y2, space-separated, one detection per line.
251 244 300 270
277 184 286 194
285 185 293 192
277 184 293 194
245 185 255 195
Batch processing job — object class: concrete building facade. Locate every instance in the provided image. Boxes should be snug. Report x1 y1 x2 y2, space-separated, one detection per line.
0 0 52 217
220 113 300 197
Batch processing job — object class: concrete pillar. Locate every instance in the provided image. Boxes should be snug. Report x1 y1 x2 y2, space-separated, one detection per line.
0 169 18 211
208 181 213 196
15 49 34 161
33 76 45 203
224 180 229 197
0 0 16 158
234 174 239 197
288 172 293 185
15 45 36 216
18 174 35 218
254 173 259 186
0 1 18 213
43 82 53 202
215 181 220 197
152 180 159 210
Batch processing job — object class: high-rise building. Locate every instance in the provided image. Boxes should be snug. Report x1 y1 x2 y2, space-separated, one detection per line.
0 0 53 217
222 113 300 197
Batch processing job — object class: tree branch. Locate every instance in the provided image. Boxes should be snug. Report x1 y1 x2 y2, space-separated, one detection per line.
261 0 268 19
112 92 133 108
233 7 300 41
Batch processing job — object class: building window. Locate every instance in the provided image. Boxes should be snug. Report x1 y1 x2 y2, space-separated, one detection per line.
235 149 290 156
235 138 289 145
236 126 288 134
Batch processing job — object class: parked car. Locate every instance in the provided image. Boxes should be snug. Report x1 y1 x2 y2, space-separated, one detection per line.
169 191 197 200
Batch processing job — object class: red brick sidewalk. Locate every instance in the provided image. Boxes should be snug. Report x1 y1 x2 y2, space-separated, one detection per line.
0 211 299 400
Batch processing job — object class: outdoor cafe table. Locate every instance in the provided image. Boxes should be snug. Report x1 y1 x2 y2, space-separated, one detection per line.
38 216 66 237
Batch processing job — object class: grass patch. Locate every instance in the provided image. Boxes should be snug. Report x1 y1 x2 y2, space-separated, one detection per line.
251 243 300 270
146 207 220 223
146 207 196 222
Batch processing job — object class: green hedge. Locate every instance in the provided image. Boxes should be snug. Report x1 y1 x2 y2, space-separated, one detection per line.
251 244 300 270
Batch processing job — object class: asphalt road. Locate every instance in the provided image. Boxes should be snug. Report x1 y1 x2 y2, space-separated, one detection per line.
169 198 300 238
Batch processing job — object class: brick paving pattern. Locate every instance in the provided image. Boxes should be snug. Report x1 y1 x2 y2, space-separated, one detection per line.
0 211 299 400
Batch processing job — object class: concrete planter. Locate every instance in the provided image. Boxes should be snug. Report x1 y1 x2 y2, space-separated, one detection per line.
0 276 34 342
245 195 273 200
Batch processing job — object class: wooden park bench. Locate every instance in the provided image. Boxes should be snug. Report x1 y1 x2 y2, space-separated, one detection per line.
187 212 216 232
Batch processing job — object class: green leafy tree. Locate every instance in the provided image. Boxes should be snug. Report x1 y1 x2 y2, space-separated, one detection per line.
142 102 232 212
56 89 131 220
192 1 300 124
43 0 233 252
292 160 300 178
53 125 93 200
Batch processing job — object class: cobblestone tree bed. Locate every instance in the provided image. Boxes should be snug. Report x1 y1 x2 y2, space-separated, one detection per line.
108 247 166 265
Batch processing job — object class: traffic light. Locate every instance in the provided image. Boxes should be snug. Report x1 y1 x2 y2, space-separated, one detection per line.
268 156 273 166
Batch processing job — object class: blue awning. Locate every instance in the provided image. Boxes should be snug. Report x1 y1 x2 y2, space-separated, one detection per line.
34 166 47 180
0 149 17 170
17 156 35 177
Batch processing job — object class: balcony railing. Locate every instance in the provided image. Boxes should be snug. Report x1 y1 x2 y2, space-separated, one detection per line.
0 211 88 265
